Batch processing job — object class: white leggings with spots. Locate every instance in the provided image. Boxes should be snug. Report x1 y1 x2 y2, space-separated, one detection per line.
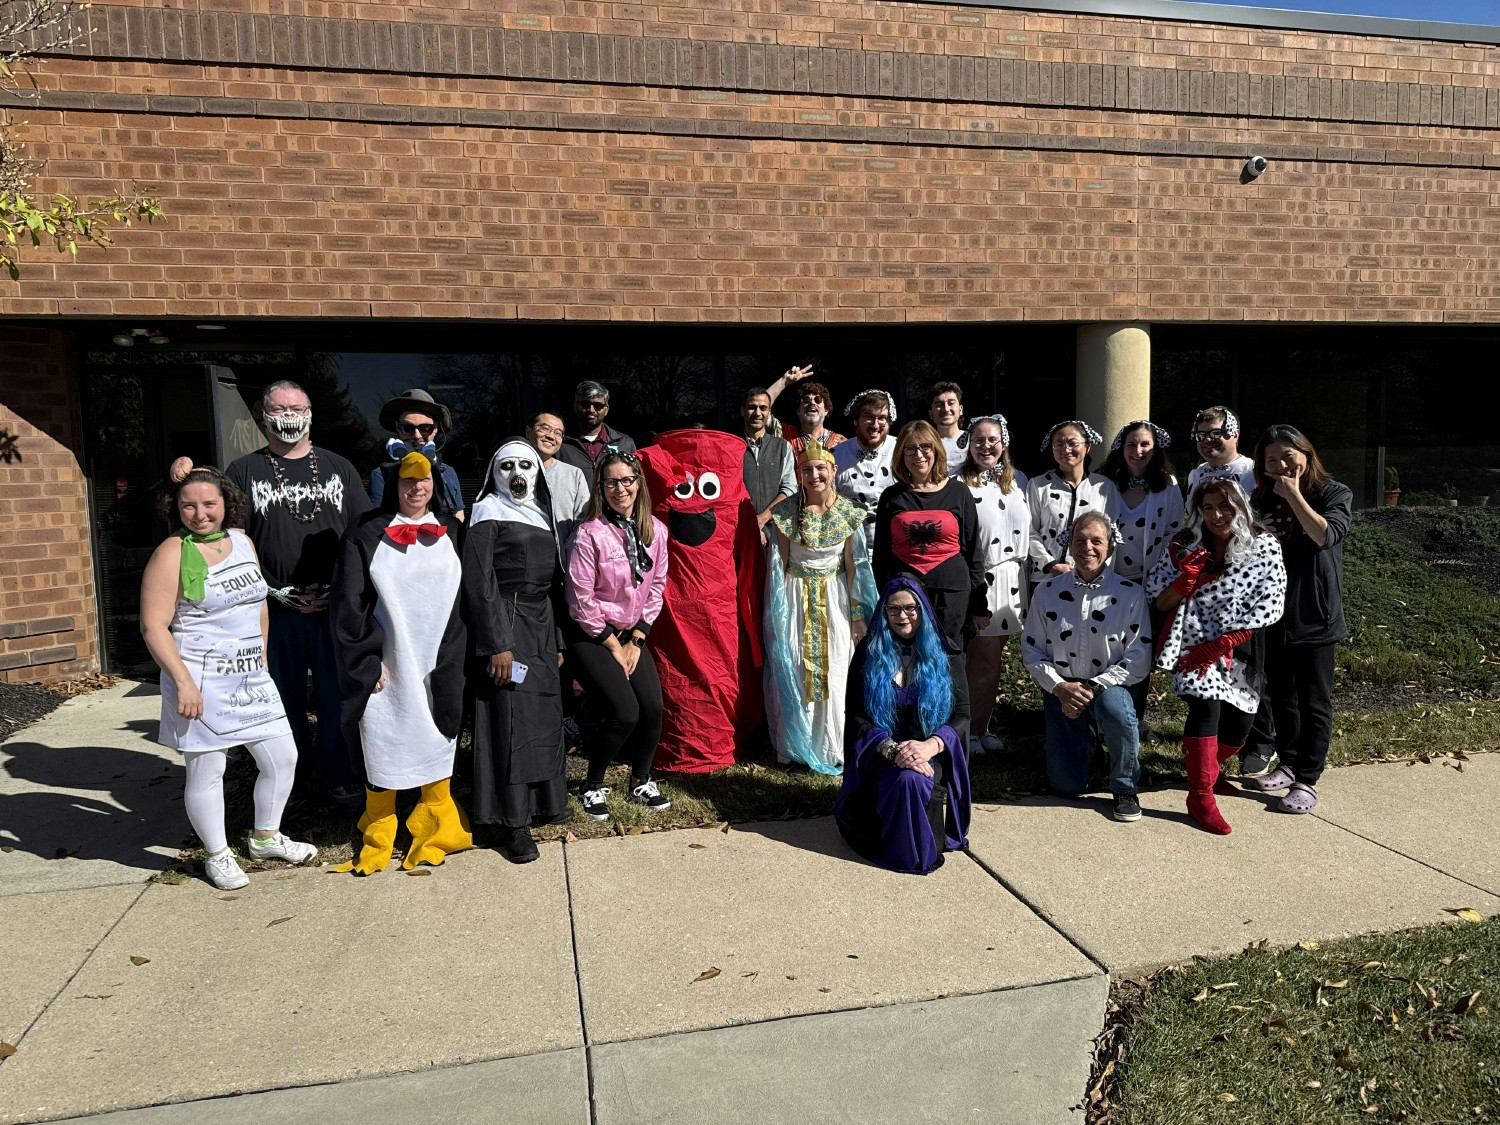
182 735 298 854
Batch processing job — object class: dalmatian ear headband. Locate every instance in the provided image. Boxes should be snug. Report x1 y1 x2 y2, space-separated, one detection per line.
1110 420 1173 451
844 389 897 423
967 413 1011 448
1193 407 1240 439
1040 420 1104 453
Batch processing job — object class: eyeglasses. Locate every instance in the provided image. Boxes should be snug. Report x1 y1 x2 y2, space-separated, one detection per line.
398 422 439 438
971 436 1005 448
266 405 310 417
603 476 640 490
1194 429 1228 442
884 604 921 618
1052 440 1084 451
530 424 563 438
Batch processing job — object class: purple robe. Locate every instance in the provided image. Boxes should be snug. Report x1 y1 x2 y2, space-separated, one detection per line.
834 648 971 875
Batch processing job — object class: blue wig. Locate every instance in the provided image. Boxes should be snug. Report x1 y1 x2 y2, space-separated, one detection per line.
863 577 954 740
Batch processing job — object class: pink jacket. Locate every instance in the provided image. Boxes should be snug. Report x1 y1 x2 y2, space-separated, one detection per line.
566 515 670 640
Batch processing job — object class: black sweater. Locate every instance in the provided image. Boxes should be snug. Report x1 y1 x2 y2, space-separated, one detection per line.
1256 479 1352 646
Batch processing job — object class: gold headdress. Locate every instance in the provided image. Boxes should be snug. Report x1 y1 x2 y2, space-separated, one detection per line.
796 436 837 469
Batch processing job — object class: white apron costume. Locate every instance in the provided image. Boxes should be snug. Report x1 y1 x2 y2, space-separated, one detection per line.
360 515 463 788
158 529 292 751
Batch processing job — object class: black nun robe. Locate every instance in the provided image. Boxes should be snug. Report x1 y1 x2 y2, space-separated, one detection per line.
462 439 570 847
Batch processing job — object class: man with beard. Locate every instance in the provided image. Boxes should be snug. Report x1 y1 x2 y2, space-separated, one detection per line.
526 411 591 555
741 387 796 537
764 366 846 453
172 380 371 809
557 380 636 477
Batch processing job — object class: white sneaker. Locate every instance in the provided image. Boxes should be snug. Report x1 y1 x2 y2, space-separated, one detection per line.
581 787 612 821
980 732 1006 753
204 848 249 889
629 779 671 812
247 832 317 865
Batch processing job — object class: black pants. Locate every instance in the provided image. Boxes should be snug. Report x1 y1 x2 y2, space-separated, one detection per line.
1264 625 1337 786
1129 601 1169 725
566 638 664 789
1183 697 1256 746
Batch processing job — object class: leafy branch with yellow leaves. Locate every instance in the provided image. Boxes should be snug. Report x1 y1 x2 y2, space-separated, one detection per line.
1 0 162 280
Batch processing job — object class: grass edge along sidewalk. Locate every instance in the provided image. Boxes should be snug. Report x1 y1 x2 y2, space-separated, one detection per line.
1088 916 1500 1124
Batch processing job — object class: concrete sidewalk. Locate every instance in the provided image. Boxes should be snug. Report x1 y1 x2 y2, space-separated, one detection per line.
1 687 1495 1124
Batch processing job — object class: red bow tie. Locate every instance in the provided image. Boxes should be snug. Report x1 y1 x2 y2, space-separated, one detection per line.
385 521 444 546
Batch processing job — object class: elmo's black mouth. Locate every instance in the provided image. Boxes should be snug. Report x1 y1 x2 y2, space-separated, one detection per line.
669 508 716 547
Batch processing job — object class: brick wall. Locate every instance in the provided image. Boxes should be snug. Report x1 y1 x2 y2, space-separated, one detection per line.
3 0 1498 324
0 330 99 684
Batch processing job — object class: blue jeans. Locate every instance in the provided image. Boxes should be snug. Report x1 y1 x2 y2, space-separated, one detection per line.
1043 684 1141 798
266 609 355 795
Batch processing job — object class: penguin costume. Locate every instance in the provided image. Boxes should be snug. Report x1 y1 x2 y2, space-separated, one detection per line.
332 451 472 874
462 438 569 864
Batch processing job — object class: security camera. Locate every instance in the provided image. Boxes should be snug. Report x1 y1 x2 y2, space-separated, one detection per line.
1243 155 1269 179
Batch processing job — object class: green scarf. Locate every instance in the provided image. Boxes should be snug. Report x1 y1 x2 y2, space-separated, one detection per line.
178 529 229 601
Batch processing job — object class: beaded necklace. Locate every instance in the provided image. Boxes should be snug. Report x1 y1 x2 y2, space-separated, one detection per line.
264 448 323 525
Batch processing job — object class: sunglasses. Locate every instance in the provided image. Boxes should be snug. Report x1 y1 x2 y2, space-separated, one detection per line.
1194 429 1229 442
398 422 439 438
579 400 608 411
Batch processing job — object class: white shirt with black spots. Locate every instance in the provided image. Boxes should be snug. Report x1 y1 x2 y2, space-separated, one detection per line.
941 432 967 476
966 477 1031 636
1187 456 1256 498
1146 532 1287 712
1113 480 1186 582
1021 569 1150 694
1024 471 1121 584
833 437 895 548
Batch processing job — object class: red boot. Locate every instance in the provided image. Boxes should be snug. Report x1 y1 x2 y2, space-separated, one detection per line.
1183 735 1232 835
1214 743 1243 796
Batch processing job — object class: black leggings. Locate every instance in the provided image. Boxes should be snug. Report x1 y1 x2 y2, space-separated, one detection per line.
566 638 664 789
1183 697 1256 747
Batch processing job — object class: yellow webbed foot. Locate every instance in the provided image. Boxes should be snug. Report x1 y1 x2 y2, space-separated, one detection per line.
331 788 398 875
402 778 474 869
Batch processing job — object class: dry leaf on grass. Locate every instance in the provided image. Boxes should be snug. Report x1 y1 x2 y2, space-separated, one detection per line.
692 967 721 983
1218 1093 1237 1103
625 826 645 836
1306 1080 1322 1089
1297 940 1320 951
1191 987 1210 1003
129 956 150 966
1452 991 1482 1015
563 832 578 843
1212 982 1239 991
1446 908 1484 923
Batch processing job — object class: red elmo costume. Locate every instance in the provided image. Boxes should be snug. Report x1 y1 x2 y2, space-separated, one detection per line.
637 430 764 773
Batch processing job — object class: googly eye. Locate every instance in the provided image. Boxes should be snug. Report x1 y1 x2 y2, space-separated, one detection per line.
673 475 696 500
697 472 721 500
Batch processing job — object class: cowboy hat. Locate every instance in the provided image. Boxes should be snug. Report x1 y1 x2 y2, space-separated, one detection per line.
378 387 452 432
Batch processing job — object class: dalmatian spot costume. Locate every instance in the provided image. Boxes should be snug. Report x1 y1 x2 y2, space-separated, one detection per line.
1114 483 1186 583
1020 568 1151 694
1146 532 1288 711
1025 471 1120 584
965 472 1031 636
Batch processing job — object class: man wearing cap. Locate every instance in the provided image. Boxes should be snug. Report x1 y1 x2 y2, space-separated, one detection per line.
369 388 466 521
557 380 636 477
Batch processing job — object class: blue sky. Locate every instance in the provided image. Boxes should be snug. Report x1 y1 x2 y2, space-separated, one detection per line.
1185 0 1498 24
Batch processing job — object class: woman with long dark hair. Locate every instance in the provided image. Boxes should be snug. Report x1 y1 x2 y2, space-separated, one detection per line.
1247 425 1353 814
1149 479 1286 835
872 419 988 652
957 414 1030 755
764 438 878 773
139 467 315 889
835 577 971 875
1026 420 1120 587
1100 420 1185 739
565 449 671 822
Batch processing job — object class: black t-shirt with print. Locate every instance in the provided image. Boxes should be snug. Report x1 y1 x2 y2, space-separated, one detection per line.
227 446 370 607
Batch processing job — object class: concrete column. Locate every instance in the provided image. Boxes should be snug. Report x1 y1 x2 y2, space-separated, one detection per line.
1075 322 1151 447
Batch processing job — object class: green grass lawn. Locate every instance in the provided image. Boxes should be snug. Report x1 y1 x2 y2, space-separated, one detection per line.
1101 919 1500 1124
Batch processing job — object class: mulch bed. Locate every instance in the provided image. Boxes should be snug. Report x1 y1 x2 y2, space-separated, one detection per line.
0 674 117 743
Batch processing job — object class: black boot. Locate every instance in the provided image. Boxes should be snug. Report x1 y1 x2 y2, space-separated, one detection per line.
502 824 540 865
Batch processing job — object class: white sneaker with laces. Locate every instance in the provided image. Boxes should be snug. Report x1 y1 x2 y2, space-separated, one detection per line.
630 779 671 812
204 848 249 889
247 832 317 865
581 787 612 821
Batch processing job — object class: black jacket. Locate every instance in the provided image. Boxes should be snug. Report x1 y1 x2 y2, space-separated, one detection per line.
556 426 637 477
1257 479 1352 646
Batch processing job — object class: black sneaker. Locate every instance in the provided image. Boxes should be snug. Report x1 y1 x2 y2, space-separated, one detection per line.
629 778 671 812
1238 750 1277 778
1113 793 1142 822
581 787 611 821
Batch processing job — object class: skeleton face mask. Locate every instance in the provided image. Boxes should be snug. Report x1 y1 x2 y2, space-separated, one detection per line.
264 409 311 444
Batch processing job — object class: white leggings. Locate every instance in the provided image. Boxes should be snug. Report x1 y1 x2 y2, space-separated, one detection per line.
182 735 298 854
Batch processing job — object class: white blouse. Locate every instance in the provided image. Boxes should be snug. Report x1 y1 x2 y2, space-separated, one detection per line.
1025 471 1121 583
1113 481 1186 582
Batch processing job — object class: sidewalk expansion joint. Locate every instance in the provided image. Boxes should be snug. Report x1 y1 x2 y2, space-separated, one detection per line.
561 840 600 1125
1310 811 1500 899
12 881 150 1050
961 848 1111 976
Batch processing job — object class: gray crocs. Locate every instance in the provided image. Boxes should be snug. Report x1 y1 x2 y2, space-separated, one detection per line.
1278 782 1318 814
1252 765 1295 793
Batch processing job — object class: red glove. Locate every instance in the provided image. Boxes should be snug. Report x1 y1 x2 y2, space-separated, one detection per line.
1179 630 1253 675
1170 547 1213 597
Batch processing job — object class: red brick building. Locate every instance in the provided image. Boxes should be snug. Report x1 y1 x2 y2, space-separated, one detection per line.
4 0 1499 681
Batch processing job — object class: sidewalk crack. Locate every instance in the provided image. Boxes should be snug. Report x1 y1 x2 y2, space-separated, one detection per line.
1309 812 1500 899
961 849 1111 975
561 840 599 1125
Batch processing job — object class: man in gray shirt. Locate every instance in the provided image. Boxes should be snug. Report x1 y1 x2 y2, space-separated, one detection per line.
527 411 591 557
741 387 795 539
